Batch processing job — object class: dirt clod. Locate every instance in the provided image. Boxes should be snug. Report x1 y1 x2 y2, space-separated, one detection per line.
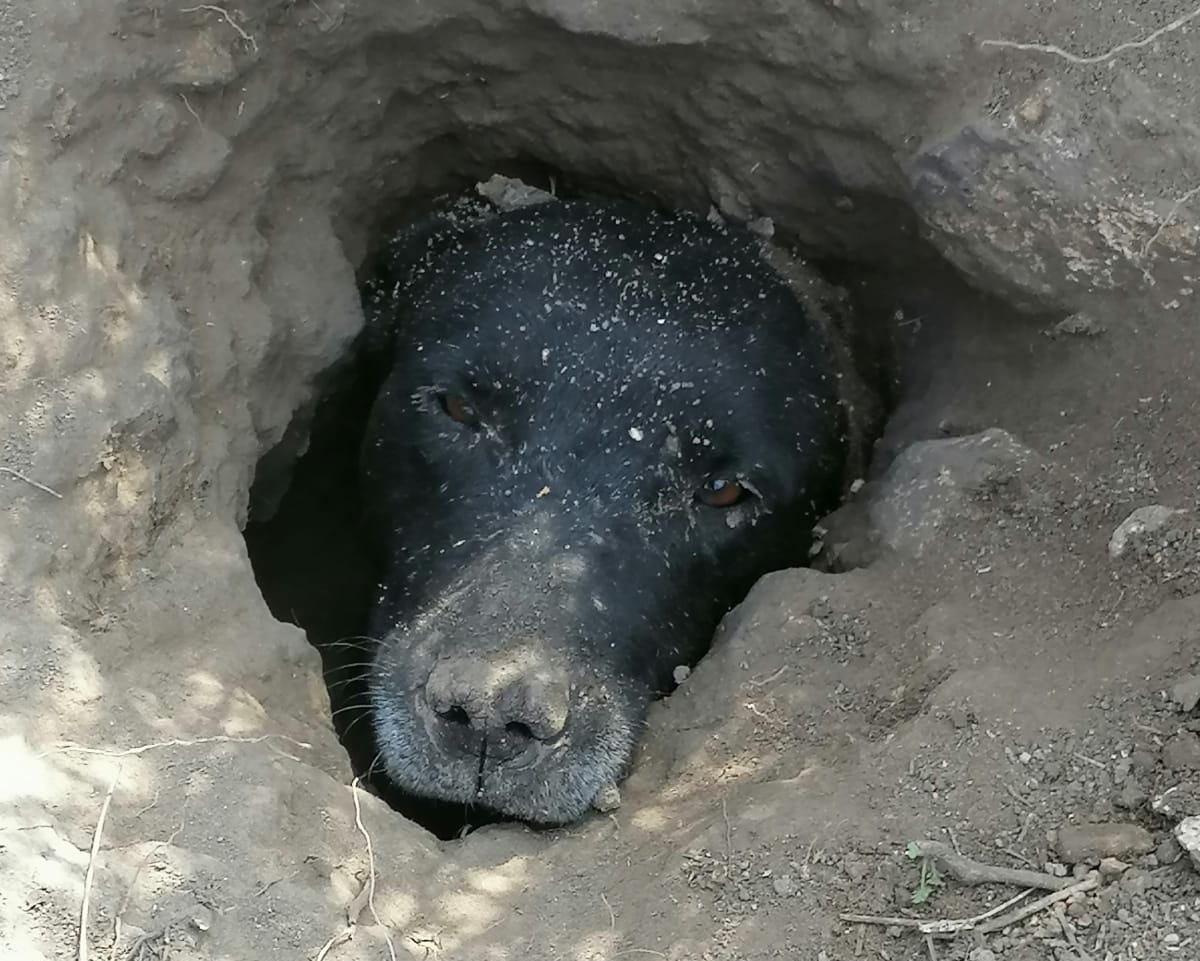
1055 823 1155 864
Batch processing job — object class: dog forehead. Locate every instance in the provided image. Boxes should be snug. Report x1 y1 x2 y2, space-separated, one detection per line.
444 326 767 431
422 302 758 381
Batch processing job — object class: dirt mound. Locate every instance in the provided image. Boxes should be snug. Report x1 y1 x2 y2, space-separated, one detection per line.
3 2 1200 960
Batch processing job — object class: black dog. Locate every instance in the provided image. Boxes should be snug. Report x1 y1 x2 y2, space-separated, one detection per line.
360 198 846 825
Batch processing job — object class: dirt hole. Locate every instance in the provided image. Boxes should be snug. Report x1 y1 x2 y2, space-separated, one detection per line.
242 171 1009 838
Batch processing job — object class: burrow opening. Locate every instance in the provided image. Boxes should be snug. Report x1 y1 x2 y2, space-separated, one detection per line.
243 161 1029 840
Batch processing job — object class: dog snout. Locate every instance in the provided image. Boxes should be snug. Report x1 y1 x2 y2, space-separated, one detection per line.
423 650 570 760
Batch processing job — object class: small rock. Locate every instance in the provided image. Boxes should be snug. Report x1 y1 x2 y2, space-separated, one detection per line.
1045 861 1068 877
1151 783 1200 818
968 949 997 961
164 31 240 89
1162 732 1200 771
1172 673 1200 713
475 173 556 210
1176 816 1200 870
1108 505 1186 560
1046 311 1105 338
885 926 903 938
869 429 1038 558
1156 836 1183 865
1115 779 1148 810
747 216 775 239
1055 822 1154 863
144 126 233 201
772 875 796 897
672 665 691 685
843 858 870 882
1129 749 1158 774
189 905 214 932
1017 92 1048 127
592 782 621 813
1165 932 1182 946
1098 857 1129 878
1119 869 1150 897
948 705 972 729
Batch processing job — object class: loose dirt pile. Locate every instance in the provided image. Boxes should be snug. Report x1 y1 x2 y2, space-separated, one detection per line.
3 3 1200 960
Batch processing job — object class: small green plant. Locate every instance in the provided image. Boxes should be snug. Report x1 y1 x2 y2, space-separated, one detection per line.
905 842 945 905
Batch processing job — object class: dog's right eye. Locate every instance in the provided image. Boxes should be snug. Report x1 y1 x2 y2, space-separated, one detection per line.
696 476 749 508
438 392 480 428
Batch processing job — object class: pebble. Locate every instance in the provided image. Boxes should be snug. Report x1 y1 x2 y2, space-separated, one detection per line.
843 858 870 882
1099 857 1130 877
1176 816 1200 870
1172 673 1200 713
591 782 622 813
1162 732 1200 771
1119 869 1151 897
1049 313 1103 340
1108 505 1185 559
1165 933 1181 946
1055 822 1154 863
1115 780 1148 810
1156 836 1183 865
772 875 796 897
1129 750 1157 774
672 664 691 685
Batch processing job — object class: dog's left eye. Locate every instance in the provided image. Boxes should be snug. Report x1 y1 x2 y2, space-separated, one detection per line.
438 392 480 429
696 476 749 508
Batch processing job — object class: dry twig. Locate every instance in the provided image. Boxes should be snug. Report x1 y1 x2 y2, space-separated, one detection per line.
0 466 63 498
46 733 312 760
841 887 1034 937
601 892 616 929
351 778 397 961
79 769 120 961
180 4 259 53
907 840 1071 891
315 779 397 961
721 798 733 882
981 6 1200 65
1139 184 1200 259
843 874 1099 939
975 876 1098 935
178 93 202 124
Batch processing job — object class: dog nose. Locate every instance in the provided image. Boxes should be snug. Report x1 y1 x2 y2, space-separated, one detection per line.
424 653 570 759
